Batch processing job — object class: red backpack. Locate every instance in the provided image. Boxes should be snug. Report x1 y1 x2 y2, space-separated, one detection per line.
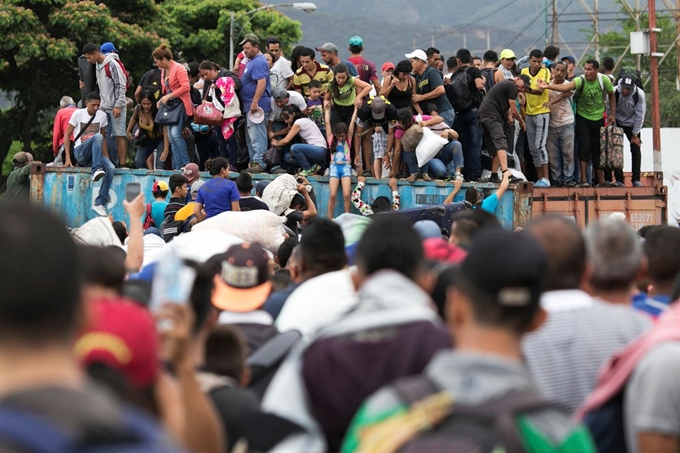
104 59 133 90
143 203 155 230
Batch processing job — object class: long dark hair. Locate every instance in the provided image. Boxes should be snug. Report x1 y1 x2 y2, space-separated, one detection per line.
206 157 229 176
281 105 304 124
393 60 412 78
290 46 305 73
397 107 414 129
139 90 162 135
331 63 350 101
330 122 349 154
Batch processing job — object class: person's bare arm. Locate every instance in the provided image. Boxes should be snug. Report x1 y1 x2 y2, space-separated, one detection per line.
272 124 301 147
420 116 444 127
348 106 359 137
538 79 575 92
371 78 381 93
353 78 372 108
444 178 464 204
231 201 241 211
638 432 680 453
411 76 423 114
158 303 225 453
193 202 205 222
609 90 617 125
474 76 485 90
123 193 144 273
63 124 75 167
495 170 511 198
412 85 445 103
380 75 396 96
250 78 267 113
508 100 525 131
324 108 333 142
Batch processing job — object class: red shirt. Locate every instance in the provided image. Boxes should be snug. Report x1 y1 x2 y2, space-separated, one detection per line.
52 106 77 155
347 56 379 84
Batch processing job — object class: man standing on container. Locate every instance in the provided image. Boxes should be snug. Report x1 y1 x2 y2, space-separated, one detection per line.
614 77 646 187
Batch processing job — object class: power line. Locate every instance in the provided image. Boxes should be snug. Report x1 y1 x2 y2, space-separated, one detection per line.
373 0 519 54
520 0 576 54
500 4 547 51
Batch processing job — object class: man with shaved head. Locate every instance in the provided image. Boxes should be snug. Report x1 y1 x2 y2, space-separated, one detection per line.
522 215 651 414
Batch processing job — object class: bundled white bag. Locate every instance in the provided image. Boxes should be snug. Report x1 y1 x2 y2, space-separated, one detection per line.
70 217 121 247
262 174 299 215
416 127 448 167
192 210 286 253
162 229 244 263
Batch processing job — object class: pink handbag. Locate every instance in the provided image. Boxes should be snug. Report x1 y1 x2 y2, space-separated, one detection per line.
194 100 223 126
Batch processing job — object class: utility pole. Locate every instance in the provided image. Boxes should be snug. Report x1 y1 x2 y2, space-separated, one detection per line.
649 0 662 171
594 0 600 61
551 0 559 45
487 30 491 50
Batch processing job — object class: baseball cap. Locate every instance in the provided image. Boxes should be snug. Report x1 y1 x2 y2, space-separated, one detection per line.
457 229 547 308
413 220 442 240
212 243 273 312
153 180 169 192
620 77 635 89
182 163 200 183
12 152 33 168
423 238 467 264
190 179 205 197
239 33 259 46
499 49 516 60
272 87 290 102
405 49 427 62
561 55 576 64
316 42 339 54
349 36 363 48
255 180 270 197
75 298 159 389
100 42 118 54
370 96 387 119
247 107 265 124
381 62 395 73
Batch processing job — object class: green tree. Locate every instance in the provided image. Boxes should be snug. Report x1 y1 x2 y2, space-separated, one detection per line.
587 1 680 126
163 0 302 66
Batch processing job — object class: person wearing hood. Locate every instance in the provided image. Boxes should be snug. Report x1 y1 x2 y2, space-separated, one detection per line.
83 42 128 167
261 216 451 452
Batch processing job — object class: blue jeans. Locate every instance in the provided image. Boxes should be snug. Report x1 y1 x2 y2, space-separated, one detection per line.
168 113 190 170
246 116 267 167
135 138 165 169
546 122 575 184
454 108 482 181
288 144 327 170
74 133 114 207
439 108 455 128
402 150 429 175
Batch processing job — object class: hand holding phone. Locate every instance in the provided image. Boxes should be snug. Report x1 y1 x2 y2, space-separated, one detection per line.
125 182 141 203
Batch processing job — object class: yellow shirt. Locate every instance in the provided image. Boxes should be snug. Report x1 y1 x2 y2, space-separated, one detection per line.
175 202 195 221
293 62 334 97
521 67 551 116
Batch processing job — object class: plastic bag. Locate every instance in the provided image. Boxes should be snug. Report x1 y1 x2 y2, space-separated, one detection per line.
192 210 286 253
416 127 448 167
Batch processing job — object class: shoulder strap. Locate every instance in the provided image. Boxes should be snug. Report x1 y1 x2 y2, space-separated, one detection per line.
146 203 153 216
0 407 72 453
392 375 439 405
73 113 97 143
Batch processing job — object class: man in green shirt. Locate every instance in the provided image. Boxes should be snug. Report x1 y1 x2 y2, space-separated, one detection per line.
540 59 615 187
341 229 597 453
6 152 37 201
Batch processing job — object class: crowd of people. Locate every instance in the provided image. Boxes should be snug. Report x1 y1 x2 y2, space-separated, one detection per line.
1 182 680 451
43 36 648 213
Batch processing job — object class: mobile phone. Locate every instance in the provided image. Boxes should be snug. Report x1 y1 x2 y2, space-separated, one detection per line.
125 182 141 202
149 252 196 313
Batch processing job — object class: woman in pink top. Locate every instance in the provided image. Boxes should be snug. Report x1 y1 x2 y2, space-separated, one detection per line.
152 44 193 169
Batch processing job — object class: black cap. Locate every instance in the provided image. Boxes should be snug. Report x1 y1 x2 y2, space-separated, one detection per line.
458 229 547 308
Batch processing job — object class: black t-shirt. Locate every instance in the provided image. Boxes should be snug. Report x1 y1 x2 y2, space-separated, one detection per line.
285 210 304 237
357 103 398 133
452 66 483 110
415 66 453 113
478 79 518 121
164 197 186 219
239 196 269 211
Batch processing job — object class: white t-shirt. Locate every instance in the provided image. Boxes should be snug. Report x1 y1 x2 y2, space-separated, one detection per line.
294 118 327 148
68 109 108 147
271 56 294 90
269 91 307 122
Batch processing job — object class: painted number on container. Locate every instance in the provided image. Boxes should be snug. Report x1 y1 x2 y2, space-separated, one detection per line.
630 212 655 230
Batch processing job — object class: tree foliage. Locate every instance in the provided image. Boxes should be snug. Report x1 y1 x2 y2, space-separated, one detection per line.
0 0 302 170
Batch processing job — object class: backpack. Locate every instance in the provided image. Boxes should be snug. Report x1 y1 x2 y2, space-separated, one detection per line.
190 86 202 106
378 376 576 453
617 66 643 90
143 203 155 230
104 59 133 90
159 214 194 243
140 69 162 101
0 405 183 453
582 392 628 453
446 67 477 113
246 330 301 399
574 74 606 108
481 67 496 93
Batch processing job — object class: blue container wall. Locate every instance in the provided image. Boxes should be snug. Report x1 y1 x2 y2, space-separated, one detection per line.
34 168 524 229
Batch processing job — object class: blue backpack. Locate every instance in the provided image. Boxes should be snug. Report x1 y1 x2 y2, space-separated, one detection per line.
0 406 184 453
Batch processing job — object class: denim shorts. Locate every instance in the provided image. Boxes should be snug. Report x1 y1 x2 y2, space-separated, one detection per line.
106 110 127 137
330 163 352 179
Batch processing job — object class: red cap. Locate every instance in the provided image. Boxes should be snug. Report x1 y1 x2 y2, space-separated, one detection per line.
75 298 159 389
423 238 467 264
381 62 395 73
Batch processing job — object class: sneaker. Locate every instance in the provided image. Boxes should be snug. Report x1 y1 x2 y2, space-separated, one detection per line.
324 168 330 177
534 178 551 188
633 181 643 187
362 170 372 177
406 173 418 183
509 176 524 184
92 169 106 182
422 174 433 182
580 182 591 188
228 165 238 173
271 166 287 175
615 181 625 187
249 162 264 174
455 173 465 181
564 180 578 188
299 167 316 177
93 205 107 217
486 174 501 184
351 168 358 177
602 181 615 188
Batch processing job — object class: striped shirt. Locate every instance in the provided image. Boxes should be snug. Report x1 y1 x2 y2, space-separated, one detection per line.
293 62 334 97
522 290 652 414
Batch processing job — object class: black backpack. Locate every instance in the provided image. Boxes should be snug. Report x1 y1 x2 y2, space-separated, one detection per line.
140 69 162 101
446 67 476 113
582 391 628 453
481 67 496 93
617 66 643 90
615 86 640 106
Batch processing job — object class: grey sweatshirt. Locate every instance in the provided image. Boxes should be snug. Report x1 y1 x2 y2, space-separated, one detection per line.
615 85 646 135
95 53 127 111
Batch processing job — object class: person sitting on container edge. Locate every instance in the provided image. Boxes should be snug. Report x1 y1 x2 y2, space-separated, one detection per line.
51 96 77 164
351 176 400 216
63 91 115 218
6 152 39 202
193 157 241 222
443 170 510 214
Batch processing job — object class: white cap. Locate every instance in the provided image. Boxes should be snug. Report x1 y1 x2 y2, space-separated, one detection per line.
405 49 427 62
